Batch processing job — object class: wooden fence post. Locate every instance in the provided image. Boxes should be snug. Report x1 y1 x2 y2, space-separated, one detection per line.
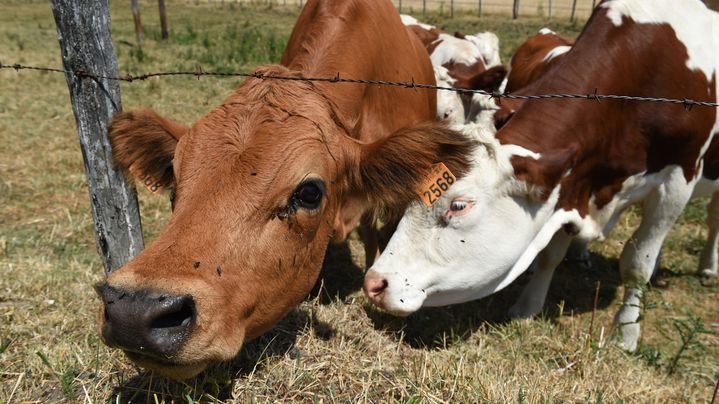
570 0 578 21
158 0 169 40
398 0 402 13
450 0 455 18
548 0 552 19
50 0 144 275
131 0 143 45
513 0 520 19
422 0 426 15
478 0 483 17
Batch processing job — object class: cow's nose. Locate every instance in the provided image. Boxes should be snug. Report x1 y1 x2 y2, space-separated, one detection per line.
363 272 388 305
97 284 195 360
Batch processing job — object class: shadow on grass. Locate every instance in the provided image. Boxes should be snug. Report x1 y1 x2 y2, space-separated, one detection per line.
364 251 624 349
309 240 365 305
108 299 335 402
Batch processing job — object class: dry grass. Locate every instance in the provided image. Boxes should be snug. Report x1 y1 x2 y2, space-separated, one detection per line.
0 1 717 402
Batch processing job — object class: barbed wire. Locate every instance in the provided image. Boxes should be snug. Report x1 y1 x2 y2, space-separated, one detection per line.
1 62 717 109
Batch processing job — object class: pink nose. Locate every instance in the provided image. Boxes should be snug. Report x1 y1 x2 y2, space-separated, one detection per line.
363 272 388 305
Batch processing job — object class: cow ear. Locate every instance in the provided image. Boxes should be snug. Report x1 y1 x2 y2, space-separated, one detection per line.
353 123 475 211
109 108 188 194
467 65 508 92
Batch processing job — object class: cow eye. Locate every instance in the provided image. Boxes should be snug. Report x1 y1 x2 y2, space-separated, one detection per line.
293 179 325 210
450 200 468 211
445 198 473 219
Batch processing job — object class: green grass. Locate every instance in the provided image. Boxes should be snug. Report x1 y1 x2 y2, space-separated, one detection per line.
1 1 718 402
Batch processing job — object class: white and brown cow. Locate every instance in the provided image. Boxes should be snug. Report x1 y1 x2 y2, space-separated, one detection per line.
100 0 473 379
402 16 508 126
505 28 575 94
365 0 718 351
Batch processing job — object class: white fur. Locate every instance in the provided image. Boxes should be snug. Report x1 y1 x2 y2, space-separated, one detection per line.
366 1 719 349
542 45 571 62
464 32 502 68
433 65 465 126
538 27 556 35
399 14 435 31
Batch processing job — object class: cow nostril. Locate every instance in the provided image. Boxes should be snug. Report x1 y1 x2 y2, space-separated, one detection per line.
150 297 194 330
368 278 388 297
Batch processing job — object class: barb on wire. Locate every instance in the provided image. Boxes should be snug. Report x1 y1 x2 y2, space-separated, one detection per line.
1 62 718 108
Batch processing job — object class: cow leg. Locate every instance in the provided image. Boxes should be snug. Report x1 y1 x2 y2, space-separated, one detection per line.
614 173 694 351
698 192 719 285
508 231 572 319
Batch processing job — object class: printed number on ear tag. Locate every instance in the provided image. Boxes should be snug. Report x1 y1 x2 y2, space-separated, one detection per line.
415 162 456 208
130 164 165 194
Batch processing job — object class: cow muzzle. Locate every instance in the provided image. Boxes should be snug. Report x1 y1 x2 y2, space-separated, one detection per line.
96 284 196 363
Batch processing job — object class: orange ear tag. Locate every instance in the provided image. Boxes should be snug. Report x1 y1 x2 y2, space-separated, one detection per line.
415 162 457 208
129 164 165 194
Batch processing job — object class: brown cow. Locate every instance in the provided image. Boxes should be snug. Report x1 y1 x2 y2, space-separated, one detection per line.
98 0 473 379
505 28 575 94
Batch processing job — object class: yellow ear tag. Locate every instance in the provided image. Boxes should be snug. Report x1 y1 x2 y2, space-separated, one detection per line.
129 164 165 194
415 162 457 208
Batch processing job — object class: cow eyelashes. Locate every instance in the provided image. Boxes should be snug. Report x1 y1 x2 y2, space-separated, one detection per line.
292 179 325 211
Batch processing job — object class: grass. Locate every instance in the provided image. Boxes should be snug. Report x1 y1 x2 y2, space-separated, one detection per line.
1 1 718 402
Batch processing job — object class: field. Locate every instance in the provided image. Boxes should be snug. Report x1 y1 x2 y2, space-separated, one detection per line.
1 1 718 402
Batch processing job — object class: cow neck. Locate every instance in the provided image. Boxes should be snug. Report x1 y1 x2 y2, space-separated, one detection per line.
497 8 718 219
279 1 435 143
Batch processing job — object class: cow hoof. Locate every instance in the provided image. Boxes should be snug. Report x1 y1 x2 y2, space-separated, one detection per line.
699 271 717 287
614 323 640 352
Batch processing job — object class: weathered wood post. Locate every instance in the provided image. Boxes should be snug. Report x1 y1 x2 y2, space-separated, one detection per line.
548 0 553 19
450 0 455 18
478 0 483 17
50 0 144 275
513 0 520 19
592 0 597 8
131 0 143 45
398 0 402 14
158 0 169 40
422 0 426 15
570 0 578 21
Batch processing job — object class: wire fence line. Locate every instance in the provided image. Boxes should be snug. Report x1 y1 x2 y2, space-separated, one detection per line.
2 62 717 109
139 0 596 20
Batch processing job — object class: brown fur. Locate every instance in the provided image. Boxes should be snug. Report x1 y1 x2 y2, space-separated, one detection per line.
109 108 187 192
505 31 574 93
497 9 718 216
102 0 473 379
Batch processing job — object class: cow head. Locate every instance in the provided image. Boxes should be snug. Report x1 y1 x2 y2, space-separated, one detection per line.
98 66 474 378
363 123 577 315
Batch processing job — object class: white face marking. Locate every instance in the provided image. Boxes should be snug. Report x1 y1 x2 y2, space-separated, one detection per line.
433 66 465 125
538 27 557 35
542 45 572 62
465 32 502 68
365 125 565 314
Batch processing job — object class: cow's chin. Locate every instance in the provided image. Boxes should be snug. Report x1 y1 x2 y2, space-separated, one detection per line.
124 351 210 380
374 291 426 317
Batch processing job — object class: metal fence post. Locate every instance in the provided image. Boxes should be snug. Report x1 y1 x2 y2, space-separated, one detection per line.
50 0 144 275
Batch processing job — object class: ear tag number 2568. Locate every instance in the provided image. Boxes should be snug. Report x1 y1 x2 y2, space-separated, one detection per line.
415 162 456 208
